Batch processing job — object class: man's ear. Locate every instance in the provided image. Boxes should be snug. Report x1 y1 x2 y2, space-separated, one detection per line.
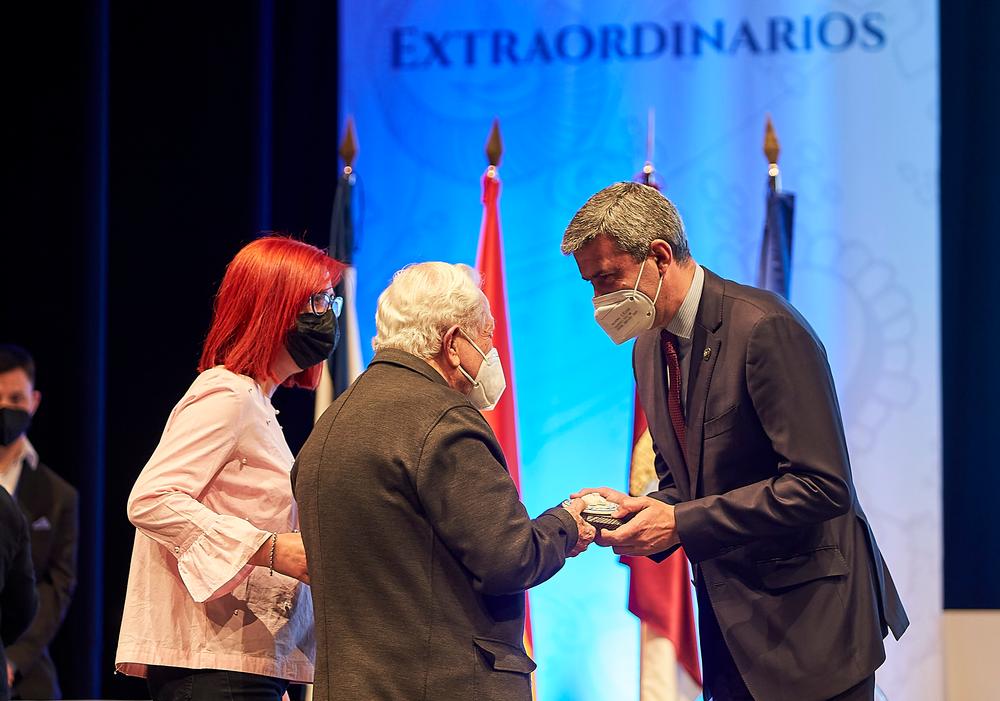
649 239 675 274
441 325 462 368
29 390 41 416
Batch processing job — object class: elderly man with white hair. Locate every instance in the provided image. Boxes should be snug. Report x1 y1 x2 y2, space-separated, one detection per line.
292 261 594 701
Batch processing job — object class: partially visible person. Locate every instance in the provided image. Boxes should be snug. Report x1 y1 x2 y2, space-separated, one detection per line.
0 344 78 700
0 488 37 701
293 262 595 701
116 236 345 701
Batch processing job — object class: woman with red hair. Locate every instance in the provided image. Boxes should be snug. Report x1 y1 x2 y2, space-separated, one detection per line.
115 236 345 701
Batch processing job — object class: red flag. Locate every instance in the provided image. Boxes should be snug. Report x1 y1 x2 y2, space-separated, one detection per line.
477 170 521 493
622 393 702 699
476 164 537 687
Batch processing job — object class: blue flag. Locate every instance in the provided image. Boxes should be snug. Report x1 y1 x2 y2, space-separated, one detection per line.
326 171 363 398
757 189 795 298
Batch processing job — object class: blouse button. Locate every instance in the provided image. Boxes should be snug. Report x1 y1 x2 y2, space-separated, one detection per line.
174 546 180 554
241 457 248 464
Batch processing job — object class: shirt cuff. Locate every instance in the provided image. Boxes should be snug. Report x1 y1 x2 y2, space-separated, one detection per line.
175 515 271 603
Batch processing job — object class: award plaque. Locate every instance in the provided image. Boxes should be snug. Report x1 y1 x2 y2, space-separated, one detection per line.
563 495 632 531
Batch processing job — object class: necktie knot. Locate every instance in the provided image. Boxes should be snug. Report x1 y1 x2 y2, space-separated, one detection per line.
663 332 680 362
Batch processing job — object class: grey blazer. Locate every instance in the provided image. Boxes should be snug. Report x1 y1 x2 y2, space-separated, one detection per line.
292 349 579 701
638 268 909 701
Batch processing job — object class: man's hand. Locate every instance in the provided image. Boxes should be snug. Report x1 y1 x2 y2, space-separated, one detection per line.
571 486 630 504
571 486 679 556
561 498 597 557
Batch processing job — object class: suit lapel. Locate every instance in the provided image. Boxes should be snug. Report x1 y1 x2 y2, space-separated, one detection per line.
686 320 708 413
15 460 49 524
686 336 720 494
637 330 691 499
684 269 725 495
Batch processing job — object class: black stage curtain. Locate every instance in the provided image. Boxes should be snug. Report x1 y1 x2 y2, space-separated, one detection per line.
941 1 1000 609
5 1 338 697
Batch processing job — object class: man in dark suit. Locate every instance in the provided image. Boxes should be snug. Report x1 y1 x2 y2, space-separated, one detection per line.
0 488 37 701
562 183 908 701
293 262 594 701
0 345 78 700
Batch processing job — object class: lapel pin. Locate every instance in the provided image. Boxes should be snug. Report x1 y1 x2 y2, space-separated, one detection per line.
703 347 712 361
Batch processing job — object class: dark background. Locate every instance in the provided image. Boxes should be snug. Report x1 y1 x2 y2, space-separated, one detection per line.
2 1 997 697
5 1 339 696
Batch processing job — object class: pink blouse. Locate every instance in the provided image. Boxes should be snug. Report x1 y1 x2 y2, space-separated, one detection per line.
115 367 314 682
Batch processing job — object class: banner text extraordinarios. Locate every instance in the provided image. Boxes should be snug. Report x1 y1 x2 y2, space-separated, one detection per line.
391 12 886 69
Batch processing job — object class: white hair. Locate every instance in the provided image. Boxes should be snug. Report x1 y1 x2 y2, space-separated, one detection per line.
372 262 492 359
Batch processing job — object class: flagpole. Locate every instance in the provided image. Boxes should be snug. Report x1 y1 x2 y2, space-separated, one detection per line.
335 118 364 390
314 118 358 420
627 108 703 701
641 107 656 187
478 117 540 700
306 116 360 701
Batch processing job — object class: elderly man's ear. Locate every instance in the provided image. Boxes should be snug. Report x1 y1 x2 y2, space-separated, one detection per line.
441 325 463 368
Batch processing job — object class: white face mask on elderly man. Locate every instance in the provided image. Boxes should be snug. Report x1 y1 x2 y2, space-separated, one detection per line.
592 257 664 345
456 330 507 411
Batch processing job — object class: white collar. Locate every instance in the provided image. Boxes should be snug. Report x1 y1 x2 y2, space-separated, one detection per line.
666 264 705 341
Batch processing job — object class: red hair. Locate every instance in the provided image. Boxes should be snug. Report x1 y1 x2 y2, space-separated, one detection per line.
199 236 346 389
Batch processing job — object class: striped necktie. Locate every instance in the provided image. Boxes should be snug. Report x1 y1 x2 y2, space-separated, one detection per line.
662 331 687 462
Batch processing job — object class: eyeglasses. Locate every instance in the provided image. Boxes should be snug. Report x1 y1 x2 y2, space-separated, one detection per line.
308 290 343 317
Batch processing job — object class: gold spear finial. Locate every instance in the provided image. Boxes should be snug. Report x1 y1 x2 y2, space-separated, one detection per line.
339 116 358 175
485 118 503 176
764 115 780 192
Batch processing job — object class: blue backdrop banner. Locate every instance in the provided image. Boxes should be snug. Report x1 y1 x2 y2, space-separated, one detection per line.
339 2 940 699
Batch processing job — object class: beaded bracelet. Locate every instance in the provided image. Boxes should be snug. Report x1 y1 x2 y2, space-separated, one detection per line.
268 532 277 576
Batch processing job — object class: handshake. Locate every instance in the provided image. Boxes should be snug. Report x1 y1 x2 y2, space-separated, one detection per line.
560 487 680 558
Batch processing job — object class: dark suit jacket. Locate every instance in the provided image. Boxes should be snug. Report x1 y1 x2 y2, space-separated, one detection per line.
0 488 37 701
7 461 78 700
637 268 909 701
292 349 579 701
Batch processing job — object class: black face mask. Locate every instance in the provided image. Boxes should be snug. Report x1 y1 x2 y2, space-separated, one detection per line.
0 407 32 446
285 310 340 370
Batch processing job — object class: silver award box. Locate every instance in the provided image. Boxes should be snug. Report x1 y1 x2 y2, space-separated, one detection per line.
563 499 631 530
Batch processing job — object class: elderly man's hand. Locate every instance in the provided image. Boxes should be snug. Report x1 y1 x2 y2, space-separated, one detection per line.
561 498 597 557
572 486 680 556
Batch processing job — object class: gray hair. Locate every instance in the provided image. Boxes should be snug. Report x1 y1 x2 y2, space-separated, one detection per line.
372 262 492 359
561 182 690 262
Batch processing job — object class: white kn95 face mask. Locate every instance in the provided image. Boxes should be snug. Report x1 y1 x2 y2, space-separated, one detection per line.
456 330 507 411
592 258 663 345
